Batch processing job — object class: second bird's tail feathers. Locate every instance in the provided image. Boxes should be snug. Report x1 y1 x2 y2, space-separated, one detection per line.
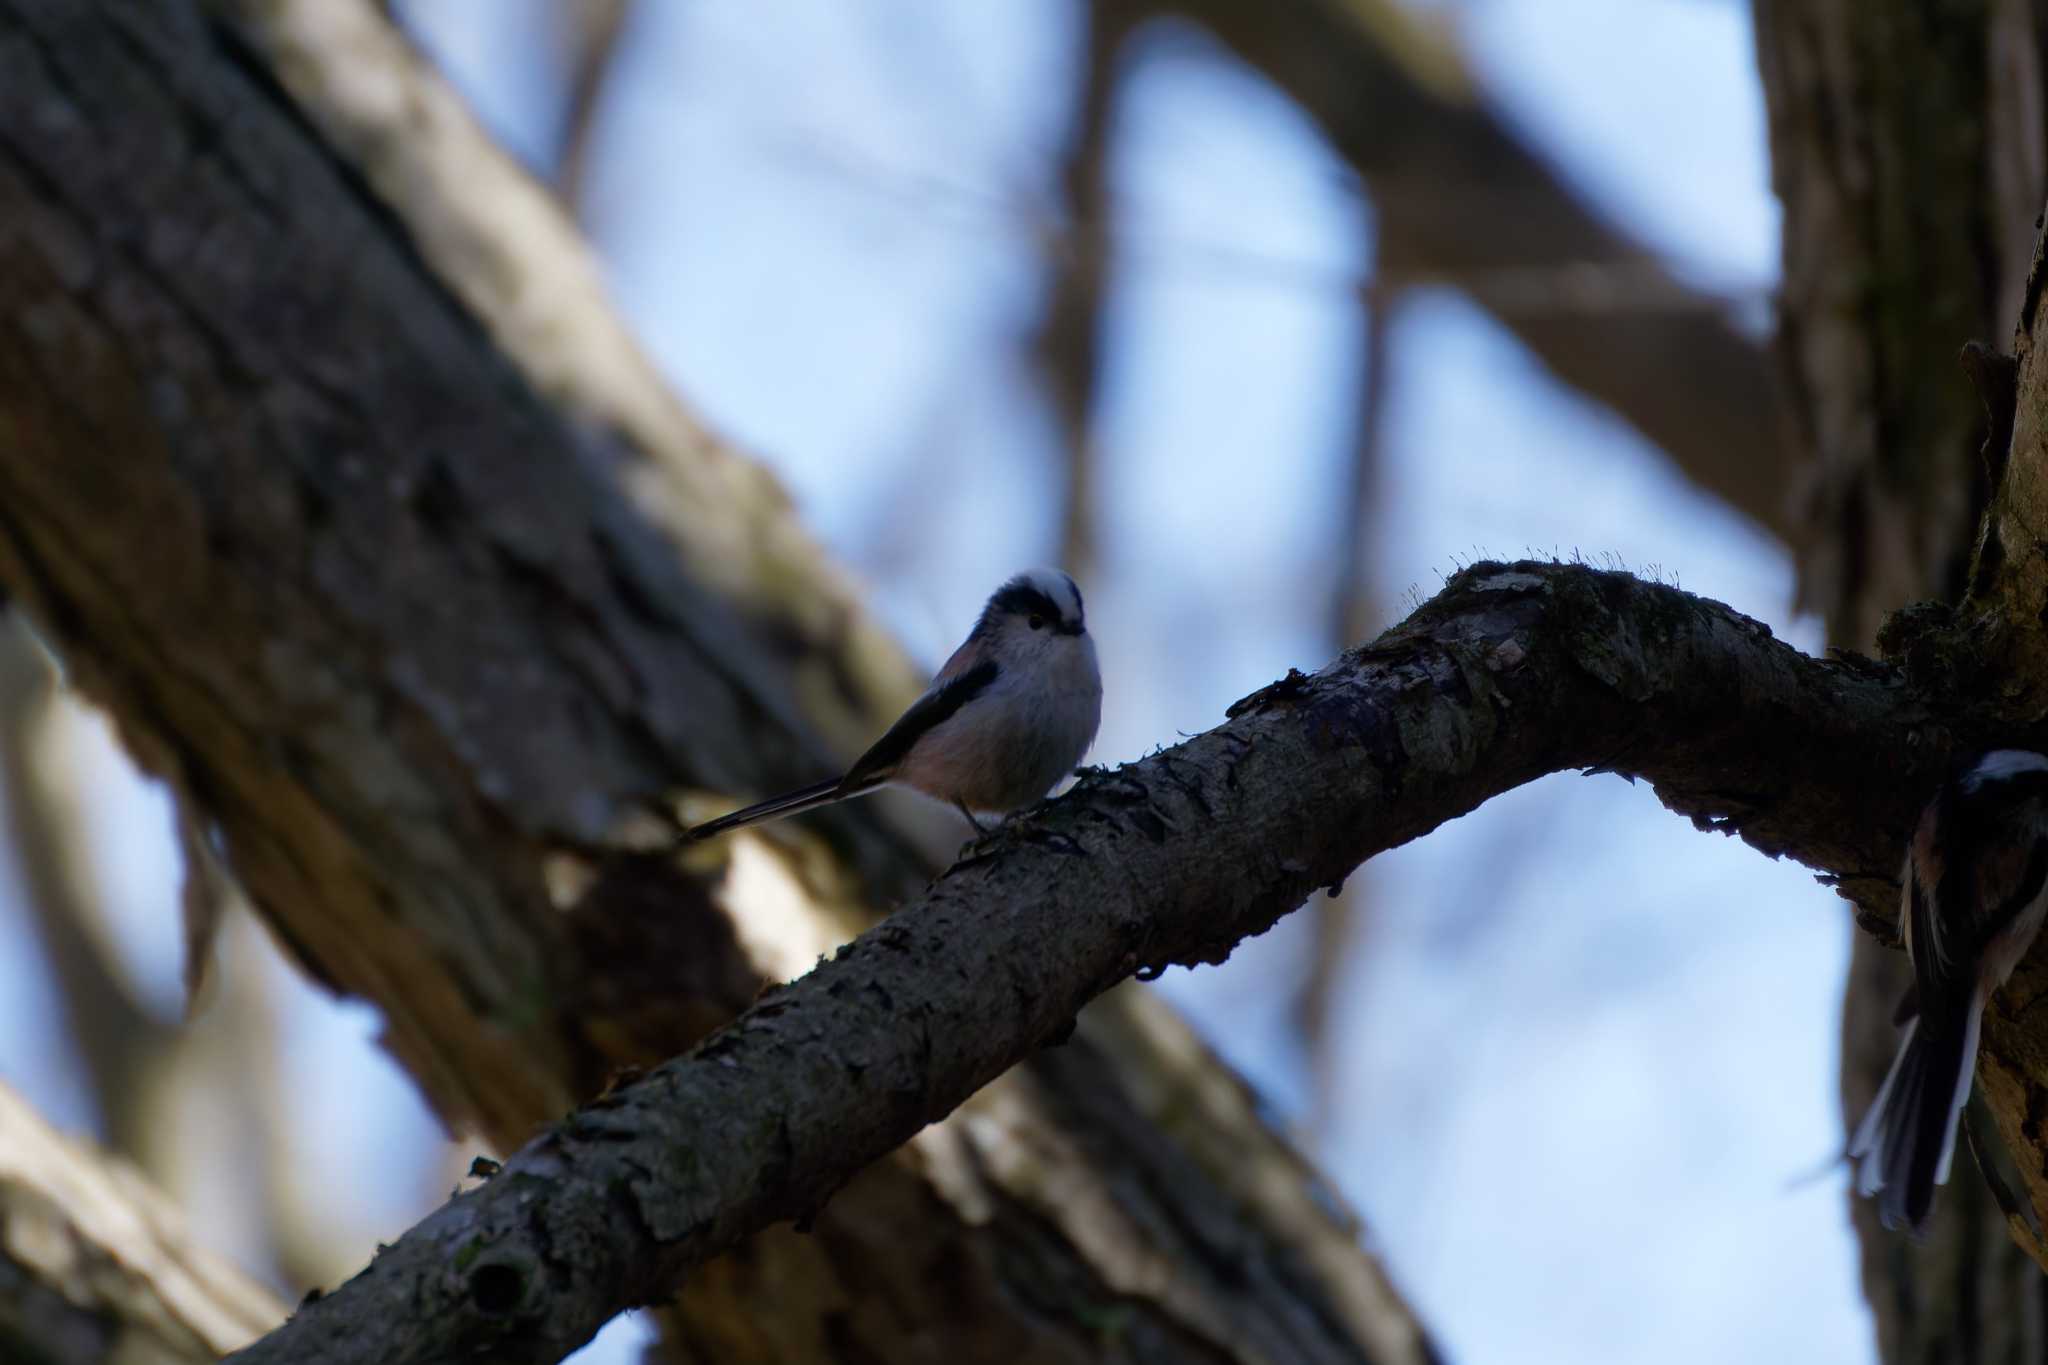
1847 992 1982 1234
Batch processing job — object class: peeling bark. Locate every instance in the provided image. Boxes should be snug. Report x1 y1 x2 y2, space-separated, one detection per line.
1977 220 2048 692
1757 0 2026 644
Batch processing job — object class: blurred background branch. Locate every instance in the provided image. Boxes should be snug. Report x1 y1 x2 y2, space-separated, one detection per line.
0 615 175 1170
0 613 370 1302
549 0 635 216
1143 0 1793 545
1030 0 1130 584
1300 285 1399 1125
0 1077 283 1363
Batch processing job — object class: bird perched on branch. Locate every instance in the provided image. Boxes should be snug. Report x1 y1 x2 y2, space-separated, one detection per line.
1849 748 2048 1233
687 569 1102 840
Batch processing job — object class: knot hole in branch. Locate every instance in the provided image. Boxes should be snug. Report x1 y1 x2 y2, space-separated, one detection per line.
469 1259 526 1316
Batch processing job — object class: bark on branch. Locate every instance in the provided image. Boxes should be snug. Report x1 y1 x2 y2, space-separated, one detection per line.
232 560 1972 1365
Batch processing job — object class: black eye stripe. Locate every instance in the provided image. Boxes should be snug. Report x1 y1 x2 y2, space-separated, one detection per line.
988 584 1065 622
974 573 1085 639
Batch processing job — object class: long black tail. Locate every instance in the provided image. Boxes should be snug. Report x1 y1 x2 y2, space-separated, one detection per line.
1847 991 1982 1234
685 777 877 841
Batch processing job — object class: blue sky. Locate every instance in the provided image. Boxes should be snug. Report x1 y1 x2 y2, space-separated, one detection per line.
0 3 1876 1362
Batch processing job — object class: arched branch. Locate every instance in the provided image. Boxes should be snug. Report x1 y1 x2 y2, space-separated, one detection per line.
230 560 1979 1365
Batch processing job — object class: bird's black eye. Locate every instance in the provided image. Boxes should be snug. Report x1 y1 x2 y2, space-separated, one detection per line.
1027 613 1046 631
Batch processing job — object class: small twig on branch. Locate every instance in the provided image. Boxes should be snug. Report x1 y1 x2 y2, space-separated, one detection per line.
229 561 1964 1365
1032 0 1128 584
550 0 634 215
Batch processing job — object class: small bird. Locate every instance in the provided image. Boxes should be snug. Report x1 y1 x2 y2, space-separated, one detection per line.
1849 748 2048 1233
687 569 1102 841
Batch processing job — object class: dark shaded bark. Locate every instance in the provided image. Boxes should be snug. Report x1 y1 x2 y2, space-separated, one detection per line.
0 2 1429 1360
1758 0 2036 645
1754 1 2048 1357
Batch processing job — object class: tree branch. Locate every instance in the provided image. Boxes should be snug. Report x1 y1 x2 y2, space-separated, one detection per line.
1143 0 1793 545
231 559 1966 1365
0 1080 283 1363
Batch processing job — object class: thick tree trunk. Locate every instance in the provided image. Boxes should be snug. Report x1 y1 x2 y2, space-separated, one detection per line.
0 2 1428 1361
1754 0 2048 1357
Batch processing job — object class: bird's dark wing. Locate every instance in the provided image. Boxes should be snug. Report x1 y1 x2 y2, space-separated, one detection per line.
843 658 1000 789
1921 810 2048 1002
1906 789 1974 1011
1966 833 2048 954
1907 849 1961 1006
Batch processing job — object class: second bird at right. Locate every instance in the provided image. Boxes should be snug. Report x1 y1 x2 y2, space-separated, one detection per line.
1849 748 2048 1234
